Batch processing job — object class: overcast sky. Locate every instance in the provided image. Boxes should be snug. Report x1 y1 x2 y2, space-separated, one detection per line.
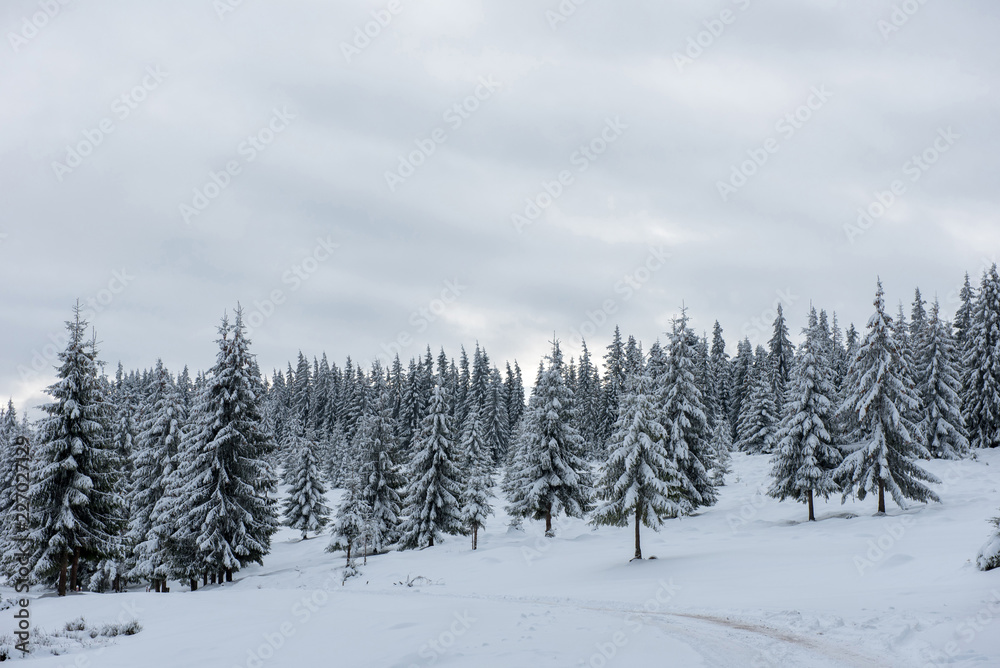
1 0 997 416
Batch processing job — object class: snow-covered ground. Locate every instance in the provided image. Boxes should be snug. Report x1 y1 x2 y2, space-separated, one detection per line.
5 451 1000 667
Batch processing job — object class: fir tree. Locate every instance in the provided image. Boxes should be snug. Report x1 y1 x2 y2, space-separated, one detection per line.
964 265 1000 449
283 429 331 539
835 281 941 513
177 309 278 582
658 309 717 512
128 360 185 592
768 304 795 408
735 349 778 454
917 299 969 459
29 305 123 596
592 369 682 560
400 383 464 549
769 309 842 521
459 400 493 550
327 473 372 564
355 388 403 553
505 340 593 535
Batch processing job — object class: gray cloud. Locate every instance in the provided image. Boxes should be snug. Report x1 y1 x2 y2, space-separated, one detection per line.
1 0 997 416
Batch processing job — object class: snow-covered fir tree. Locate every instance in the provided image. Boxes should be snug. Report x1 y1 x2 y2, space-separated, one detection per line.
592 369 682 560
769 308 843 521
964 265 1000 449
400 382 464 549
29 305 124 596
176 309 278 582
916 299 969 459
327 473 372 564
283 428 331 539
505 340 593 535
836 281 940 514
354 385 404 553
735 348 778 454
458 399 493 550
658 309 717 513
709 415 733 487
768 304 795 408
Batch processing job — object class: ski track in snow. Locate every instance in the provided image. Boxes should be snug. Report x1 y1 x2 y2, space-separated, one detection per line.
344 588 889 667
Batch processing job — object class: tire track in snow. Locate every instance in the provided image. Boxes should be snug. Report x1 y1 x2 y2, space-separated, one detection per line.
343 588 893 667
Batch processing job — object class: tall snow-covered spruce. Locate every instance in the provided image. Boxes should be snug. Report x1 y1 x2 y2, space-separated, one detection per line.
282 426 331 539
400 382 464 549
592 368 682 560
916 299 969 459
459 399 494 550
835 281 940 514
29 305 124 596
174 309 278 583
964 265 1000 450
505 340 593 535
657 309 717 513
768 308 842 521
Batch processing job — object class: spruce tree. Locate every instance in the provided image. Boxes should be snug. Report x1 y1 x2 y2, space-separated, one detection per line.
917 299 969 459
459 399 493 550
735 349 778 454
177 310 278 582
769 309 842 521
593 369 682 560
128 360 185 592
658 309 717 512
964 265 1000 449
505 340 593 535
836 281 941 513
730 338 754 439
29 305 123 596
327 474 372 564
283 429 331 539
354 387 403 553
400 383 464 549
768 304 794 408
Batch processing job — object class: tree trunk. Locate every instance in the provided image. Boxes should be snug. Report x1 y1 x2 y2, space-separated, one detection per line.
226 569 233 583
545 508 552 535
69 547 80 592
190 578 198 592
58 552 69 597
347 541 352 562
807 489 815 522
203 573 208 587
878 479 886 514
634 507 642 560
428 535 434 548
473 526 479 551
210 572 216 585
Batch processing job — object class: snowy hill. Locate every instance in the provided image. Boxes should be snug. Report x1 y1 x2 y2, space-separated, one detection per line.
5 451 1000 667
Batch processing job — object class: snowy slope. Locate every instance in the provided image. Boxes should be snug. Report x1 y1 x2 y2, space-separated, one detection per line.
5 451 1000 667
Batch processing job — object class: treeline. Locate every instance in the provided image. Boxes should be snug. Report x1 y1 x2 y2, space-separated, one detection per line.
2 265 1000 591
